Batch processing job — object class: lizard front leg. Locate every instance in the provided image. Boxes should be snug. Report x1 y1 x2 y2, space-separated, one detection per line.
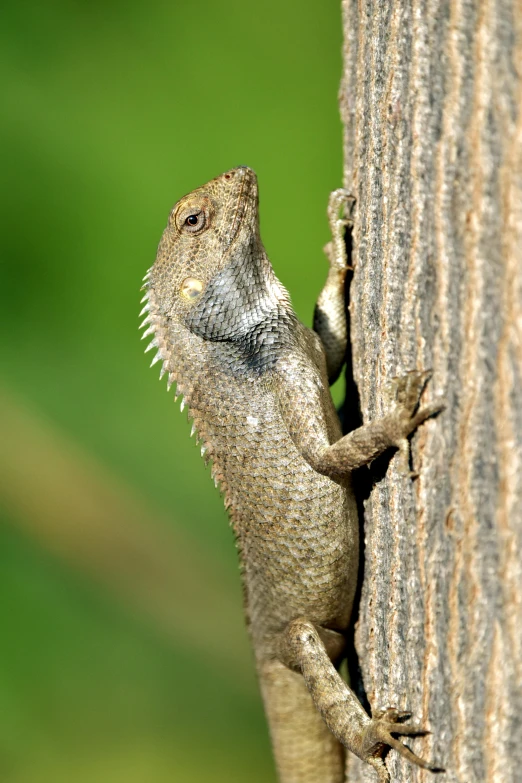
311 189 443 476
277 619 441 783
314 370 443 478
275 357 443 481
313 188 355 384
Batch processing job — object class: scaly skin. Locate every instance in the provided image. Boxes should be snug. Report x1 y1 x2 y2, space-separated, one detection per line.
140 167 443 782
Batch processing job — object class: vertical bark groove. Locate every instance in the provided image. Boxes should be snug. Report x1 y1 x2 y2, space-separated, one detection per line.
340 1 522 781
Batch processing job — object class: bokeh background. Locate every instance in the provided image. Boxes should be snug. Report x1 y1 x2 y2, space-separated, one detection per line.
1 1 343 780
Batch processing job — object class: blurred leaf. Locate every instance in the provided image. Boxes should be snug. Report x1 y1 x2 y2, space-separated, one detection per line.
0 0 341 778
0 384 251 681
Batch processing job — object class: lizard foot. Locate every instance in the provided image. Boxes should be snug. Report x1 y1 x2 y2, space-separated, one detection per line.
327 187 356 225
362 708 444 780
387 370 445 462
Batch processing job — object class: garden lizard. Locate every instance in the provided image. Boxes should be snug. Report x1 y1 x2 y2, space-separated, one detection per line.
140 166 443 782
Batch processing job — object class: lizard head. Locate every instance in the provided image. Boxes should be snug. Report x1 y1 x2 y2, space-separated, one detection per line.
143 166 288 344
149 166 259 320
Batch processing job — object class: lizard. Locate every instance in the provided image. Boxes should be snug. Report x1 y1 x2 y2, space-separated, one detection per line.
139 166 443 783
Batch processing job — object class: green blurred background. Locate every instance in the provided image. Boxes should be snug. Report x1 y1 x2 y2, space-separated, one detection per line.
0 1 342 780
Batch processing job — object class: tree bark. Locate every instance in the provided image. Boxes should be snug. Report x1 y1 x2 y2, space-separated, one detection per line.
340 2 522 782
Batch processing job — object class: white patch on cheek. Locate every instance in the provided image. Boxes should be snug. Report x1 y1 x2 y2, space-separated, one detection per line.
180 277 204 299
246 415 259 428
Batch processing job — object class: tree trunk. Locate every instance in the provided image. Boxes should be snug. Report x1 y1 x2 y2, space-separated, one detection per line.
340 2 522 782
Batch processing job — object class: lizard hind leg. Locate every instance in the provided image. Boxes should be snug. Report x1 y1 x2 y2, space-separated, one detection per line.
278 618 443 779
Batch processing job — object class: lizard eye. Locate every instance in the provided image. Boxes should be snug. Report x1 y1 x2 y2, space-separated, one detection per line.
181 209 206 233
176 207 208 234
173 196 213 234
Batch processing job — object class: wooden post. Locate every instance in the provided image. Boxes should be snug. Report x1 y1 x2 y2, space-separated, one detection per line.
340 2 522 781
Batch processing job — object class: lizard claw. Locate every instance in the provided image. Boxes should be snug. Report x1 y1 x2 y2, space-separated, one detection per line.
327 188 356 224
363 708 444 775
389 370 445 447
393 369 432 410
373 707 412 723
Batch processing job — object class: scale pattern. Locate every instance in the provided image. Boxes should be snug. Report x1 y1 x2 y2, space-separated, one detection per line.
140 167 442 783
141 167 355 781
